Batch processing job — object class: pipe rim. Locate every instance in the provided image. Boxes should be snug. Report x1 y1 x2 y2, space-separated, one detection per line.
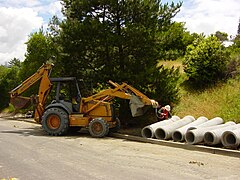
141 127 154 138
172 131 183 142
204 132 214 145
155 128 166 139
185 131 195 144
225 133 237 146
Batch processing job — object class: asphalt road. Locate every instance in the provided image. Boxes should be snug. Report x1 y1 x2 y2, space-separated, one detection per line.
0 117 240 180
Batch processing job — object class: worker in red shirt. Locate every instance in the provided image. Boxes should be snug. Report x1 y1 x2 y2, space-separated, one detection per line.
156 105 172 121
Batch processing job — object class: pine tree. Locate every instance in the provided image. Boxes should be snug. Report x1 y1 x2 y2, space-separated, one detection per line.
50 0 182 89
238 18 240 35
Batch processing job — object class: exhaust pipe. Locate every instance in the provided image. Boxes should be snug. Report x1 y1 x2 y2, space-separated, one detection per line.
204 122 237 145
185 121 234 145
141 116 180 138
221 124 240 148
155 115 195 140
172 116 208 142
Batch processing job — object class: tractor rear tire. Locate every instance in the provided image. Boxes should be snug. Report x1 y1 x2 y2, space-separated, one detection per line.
42 108 69 136
89 118 109 138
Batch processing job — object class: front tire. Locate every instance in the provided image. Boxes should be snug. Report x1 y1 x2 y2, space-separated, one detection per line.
42 108 69 136
89 118 109 138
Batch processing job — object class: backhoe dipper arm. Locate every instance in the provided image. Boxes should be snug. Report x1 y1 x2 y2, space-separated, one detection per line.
9 63 54 123
10 63 53 97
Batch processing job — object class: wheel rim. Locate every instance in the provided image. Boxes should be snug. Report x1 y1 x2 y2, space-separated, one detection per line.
47 115 60 129
92 122 103 135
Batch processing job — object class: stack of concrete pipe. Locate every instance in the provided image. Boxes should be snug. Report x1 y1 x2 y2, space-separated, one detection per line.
141 115 180 138
155 115 195 140
185 120 235 145
172 116 208 142
141 115 240 149
204 123 240 146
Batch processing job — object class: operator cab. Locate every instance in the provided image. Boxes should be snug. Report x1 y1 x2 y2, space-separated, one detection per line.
49 77 81 112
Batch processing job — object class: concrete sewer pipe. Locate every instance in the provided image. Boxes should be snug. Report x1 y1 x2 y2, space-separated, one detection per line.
141 116 180 138
221 124 240 148
155 115 195 140
187 117 224 131
185 121 235 145
204 122 237 145
172 116 208 142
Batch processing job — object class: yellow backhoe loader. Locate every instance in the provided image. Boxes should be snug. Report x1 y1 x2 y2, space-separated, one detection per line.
9 63 158 137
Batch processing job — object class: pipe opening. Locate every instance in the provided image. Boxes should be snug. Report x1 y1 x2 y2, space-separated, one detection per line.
172 131 183 142
186 132 195 144
226 133 236 145
204 132 214 144
155 128 166 139
142 128 153 138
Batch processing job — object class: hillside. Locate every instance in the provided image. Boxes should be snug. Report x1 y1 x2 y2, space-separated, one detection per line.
173 80 240 123
159 60 240 123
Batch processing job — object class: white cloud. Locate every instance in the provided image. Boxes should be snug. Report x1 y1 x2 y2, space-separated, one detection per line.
47 1 62 16
0 0 41 8
175 0 240 37
0 0 62 65
0 7 43 65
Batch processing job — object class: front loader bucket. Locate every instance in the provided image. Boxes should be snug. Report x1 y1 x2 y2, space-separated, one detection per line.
129 95 148 117
10 96 31 109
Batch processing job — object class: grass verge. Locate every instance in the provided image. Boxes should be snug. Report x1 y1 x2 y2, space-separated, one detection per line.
173 79 240 123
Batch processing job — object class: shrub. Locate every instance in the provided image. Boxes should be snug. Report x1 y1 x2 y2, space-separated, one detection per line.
225 54 240 78
146 65 181 105
0 66 21 110
183 35 229 88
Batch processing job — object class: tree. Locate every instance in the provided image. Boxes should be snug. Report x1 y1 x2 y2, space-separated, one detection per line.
157 22 194 60
233 34 240 47
214 31 228 42
183 35 229 88
50 0 182 91
238 18 240 35
0 64 21 110
46 0 182 123
8 58 21 68
19 30 54 80
18 30 55 98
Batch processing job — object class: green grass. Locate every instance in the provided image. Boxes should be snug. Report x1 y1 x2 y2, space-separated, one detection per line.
159 59 240 123
2 104 15 113
173 80 240 123
158 59 184 73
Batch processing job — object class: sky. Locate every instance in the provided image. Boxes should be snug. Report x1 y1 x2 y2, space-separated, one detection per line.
0 0 239 65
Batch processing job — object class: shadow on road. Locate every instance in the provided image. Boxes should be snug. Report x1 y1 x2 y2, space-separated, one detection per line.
0 126 46 137
0 117 118 140
0 116 37 125
0 126 99 139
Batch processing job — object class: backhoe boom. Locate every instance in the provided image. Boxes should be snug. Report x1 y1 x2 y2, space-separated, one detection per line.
9 63 54 123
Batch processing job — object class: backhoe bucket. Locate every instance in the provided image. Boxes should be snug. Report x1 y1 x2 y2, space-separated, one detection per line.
10 96 31 109
129 95 148 117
